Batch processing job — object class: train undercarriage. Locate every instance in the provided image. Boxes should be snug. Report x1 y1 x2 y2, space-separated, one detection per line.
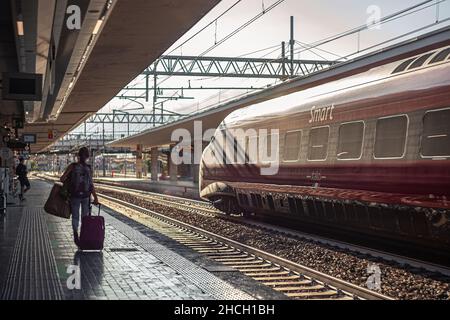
203 182 450 257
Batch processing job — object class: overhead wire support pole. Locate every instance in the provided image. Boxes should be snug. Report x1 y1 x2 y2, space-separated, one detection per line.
102 122 106 177
436 0 440 22
153 67 157 126
145 72 149 102
281 41 286 79
290 16 295 77
112 111 115 139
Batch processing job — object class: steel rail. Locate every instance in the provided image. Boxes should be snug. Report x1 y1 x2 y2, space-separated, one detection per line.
98 192 393 300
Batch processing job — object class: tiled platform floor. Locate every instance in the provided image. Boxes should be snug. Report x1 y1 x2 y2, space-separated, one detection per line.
0 179 252 300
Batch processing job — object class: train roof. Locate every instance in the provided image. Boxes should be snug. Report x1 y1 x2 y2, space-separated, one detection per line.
220 45 450 129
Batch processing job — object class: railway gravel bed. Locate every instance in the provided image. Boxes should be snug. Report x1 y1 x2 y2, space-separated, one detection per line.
98 187 450 300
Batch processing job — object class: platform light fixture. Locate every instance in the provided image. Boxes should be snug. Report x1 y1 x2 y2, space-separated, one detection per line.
17 20 24 36
52 0 114 122
92 19 103 35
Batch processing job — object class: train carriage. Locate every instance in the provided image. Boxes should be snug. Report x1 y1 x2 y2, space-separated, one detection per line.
199 45 450 251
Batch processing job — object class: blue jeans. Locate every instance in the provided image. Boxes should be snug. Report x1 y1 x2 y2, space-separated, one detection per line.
70 197 90 232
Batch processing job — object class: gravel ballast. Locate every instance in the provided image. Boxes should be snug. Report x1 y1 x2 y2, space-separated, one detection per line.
99 188 450 300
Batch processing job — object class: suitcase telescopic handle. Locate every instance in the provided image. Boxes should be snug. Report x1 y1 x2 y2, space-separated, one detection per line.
89 202 101 216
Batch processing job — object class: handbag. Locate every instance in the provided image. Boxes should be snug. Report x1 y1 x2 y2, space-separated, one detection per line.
44 182 71 219
60 178 71 200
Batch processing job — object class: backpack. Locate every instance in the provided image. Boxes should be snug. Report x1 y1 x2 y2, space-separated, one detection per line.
16 164 27 177
70 163 93 198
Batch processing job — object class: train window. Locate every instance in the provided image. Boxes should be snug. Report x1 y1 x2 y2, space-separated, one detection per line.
421 109 450 157
430 47 450 63
392 58 415 74
283 131 302 162
374 116 408 159
337 122 364 160
408 52 436 69
308 126 330 161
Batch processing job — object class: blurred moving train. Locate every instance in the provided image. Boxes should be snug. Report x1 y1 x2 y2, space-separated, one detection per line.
199 45 450 250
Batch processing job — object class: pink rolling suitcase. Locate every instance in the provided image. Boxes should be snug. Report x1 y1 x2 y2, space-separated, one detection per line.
79 204 105 251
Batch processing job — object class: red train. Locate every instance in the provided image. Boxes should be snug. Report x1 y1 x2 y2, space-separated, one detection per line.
199 45 450 250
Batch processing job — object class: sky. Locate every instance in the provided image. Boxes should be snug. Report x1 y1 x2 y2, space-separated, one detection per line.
72 0 450 137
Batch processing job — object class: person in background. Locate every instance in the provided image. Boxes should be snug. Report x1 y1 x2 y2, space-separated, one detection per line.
60 147 99 246
16 157 30 201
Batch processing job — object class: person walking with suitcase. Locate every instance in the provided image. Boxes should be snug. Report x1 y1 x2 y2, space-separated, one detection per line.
16 157 31 201
60 147 99 246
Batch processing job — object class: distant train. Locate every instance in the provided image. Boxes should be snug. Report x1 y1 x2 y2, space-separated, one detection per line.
199 45 450 250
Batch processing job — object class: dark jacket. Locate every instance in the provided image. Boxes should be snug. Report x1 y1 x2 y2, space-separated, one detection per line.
16 163 27 179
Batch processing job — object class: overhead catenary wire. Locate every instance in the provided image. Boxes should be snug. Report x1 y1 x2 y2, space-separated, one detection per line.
161 0 450 115
291 0 447 57
237 43 282 58
295 41 346 60
119 37 340 114
93 0 450 131
166 0 243 56
119 0 246 106
338 16 450 61
142 0 287 101
199 0 286 57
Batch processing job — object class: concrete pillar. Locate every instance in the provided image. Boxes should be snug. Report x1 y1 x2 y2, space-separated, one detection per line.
142 153 148 178
151 147 159 181
191 143 199 184
191 140 206 184
102 155 106 177
136 144 143 179
169 144 178 182
193 164 200 184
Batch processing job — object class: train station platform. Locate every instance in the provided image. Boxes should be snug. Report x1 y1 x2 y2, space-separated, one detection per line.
0 179 266 300
94 177 200 199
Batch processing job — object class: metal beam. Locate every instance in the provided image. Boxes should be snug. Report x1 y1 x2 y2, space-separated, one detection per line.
108 26 450 149
144 55 337 79
122 86 267 91
85 113 184 124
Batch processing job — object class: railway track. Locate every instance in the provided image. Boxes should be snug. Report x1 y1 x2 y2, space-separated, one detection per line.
37 174 450 299
92 182 450 278
95 183 219 217
97 192 391 300
38 174 450 277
